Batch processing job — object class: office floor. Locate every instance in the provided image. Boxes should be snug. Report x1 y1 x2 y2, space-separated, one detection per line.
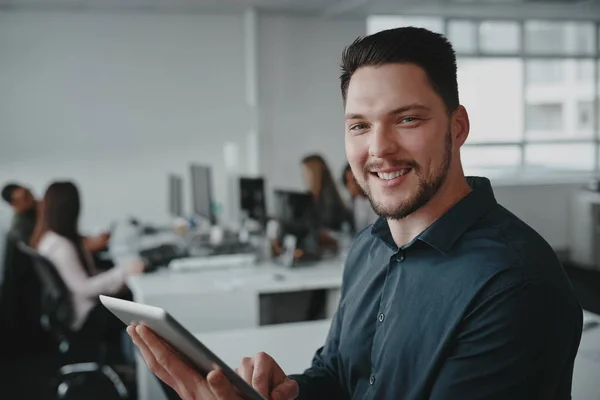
2 263 600 400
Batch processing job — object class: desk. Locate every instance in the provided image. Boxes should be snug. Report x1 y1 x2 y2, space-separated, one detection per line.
130 260 343 400
144 311 600 400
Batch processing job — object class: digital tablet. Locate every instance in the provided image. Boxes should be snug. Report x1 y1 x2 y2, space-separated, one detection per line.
99 295 266 400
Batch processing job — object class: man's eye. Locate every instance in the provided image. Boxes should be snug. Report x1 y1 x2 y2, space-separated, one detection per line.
400 117 417 123
350 123 368 131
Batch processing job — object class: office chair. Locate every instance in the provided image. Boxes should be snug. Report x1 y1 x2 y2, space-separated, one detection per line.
16 242 130 400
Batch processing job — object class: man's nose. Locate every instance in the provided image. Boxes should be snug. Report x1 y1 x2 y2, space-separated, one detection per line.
369 124 399 158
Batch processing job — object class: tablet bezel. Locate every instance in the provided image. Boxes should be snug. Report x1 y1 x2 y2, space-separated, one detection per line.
99 295 266 400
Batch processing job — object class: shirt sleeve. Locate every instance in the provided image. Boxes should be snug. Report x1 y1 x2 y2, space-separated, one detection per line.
429 277 583 400
44 237 127 300
288 305 347 400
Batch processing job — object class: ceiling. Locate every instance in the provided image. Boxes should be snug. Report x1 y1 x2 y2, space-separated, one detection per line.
0 0 599 19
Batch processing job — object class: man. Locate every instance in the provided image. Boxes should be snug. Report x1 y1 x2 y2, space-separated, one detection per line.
128 27 583 399
1 183 37 242
342 163 378 232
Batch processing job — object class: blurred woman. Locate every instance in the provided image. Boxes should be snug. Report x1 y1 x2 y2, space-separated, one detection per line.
301 154 350 232
30 181 144 362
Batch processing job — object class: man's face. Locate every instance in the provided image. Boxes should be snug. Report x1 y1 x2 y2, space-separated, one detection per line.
344 63 459 220
12 187 36 213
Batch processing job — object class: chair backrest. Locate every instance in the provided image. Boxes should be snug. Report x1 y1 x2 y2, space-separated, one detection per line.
16 242 74 339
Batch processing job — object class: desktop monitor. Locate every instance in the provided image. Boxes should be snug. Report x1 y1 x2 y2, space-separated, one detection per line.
190 164 215 224
273 190 315 224
273 189 320 260
168 174 183 218
239 177 267 223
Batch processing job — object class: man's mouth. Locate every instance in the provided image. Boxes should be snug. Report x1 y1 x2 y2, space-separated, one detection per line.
371 168 412 180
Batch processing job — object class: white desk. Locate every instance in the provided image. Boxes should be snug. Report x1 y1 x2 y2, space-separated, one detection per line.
130 260 343 400
143 311 600 400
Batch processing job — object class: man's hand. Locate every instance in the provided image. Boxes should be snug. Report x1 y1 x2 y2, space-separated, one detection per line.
127 324 299 400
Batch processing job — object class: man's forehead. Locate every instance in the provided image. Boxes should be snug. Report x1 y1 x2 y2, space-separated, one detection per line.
345 65 432 107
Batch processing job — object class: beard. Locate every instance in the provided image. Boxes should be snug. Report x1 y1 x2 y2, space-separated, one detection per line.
359 130 452 220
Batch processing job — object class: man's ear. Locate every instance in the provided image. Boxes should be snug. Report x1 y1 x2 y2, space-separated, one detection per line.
451 105 470 147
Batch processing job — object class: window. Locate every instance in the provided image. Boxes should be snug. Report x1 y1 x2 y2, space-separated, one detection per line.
578 101 594 131
525 143 595 171
525 21 596 56
479 21 520 54
448 20 477 54
526 104 563 132
458 58 523 144
366 16 600 175
461 146 521 172
526 60 564 85
525 60 595 140
367 16 444 35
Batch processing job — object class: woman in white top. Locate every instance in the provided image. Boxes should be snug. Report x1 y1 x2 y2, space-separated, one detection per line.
30 181 144 361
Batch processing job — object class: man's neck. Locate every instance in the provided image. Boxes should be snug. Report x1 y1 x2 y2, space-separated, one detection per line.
387 174 472 248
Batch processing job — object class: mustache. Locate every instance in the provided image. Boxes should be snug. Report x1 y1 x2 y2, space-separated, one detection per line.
363 159 419 173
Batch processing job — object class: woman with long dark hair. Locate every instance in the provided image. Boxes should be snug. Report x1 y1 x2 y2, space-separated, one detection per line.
301 154 350 232
31 181 144 360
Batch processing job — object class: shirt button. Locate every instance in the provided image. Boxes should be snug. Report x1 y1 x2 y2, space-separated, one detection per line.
396 251 405 262
378 313 385 323
369 375 376 385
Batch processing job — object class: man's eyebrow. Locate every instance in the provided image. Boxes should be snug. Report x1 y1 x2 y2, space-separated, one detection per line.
344 104 431 120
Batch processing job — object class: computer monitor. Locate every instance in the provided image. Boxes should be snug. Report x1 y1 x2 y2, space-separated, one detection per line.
168 174 183 217
273 190 313 223
239 177 267 223
273 189 320 260
190 164 215 224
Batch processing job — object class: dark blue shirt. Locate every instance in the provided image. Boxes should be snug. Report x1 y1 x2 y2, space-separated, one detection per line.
291 177 582 400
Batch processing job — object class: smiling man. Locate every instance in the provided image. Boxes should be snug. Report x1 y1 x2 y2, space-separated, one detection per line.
129 27 583 400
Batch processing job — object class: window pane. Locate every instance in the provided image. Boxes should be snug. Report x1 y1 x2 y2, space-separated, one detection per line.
461 145 521 172
525 60 595 140
458 58 523 143
366 16 444 35
526 60 564 85
525 143 595 171
479 21 520 54
448 20 477 54
525 21 595 55
526 104 563 131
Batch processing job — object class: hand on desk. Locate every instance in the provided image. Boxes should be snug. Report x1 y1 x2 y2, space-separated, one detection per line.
127 325 299 400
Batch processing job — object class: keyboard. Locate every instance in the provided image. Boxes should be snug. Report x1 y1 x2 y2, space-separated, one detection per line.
168 253 257 272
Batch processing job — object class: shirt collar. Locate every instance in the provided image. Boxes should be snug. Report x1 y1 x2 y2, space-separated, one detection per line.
371 176 498 254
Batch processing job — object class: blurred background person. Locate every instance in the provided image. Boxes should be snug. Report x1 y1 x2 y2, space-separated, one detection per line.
2 182 111 252
342 163 378 233
1 183 37 243
300 154 353 257
30 181 145 363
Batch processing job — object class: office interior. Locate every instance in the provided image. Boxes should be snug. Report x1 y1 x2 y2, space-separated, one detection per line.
1 0 600 398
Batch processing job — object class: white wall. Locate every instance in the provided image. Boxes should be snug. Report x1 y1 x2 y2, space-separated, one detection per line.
257 14 366 202
0 10 249 231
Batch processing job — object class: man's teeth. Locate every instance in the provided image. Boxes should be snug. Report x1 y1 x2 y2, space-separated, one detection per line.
377 170 409 180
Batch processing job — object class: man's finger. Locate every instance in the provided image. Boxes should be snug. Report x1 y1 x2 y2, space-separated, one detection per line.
127 325 178 390
252 352 274 397
238 357 254 384
207 369 242 400
136 325 204 399
271 378 300 400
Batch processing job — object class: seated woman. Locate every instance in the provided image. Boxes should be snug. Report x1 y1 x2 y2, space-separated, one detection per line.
301 154 352 249
30 181 144 362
